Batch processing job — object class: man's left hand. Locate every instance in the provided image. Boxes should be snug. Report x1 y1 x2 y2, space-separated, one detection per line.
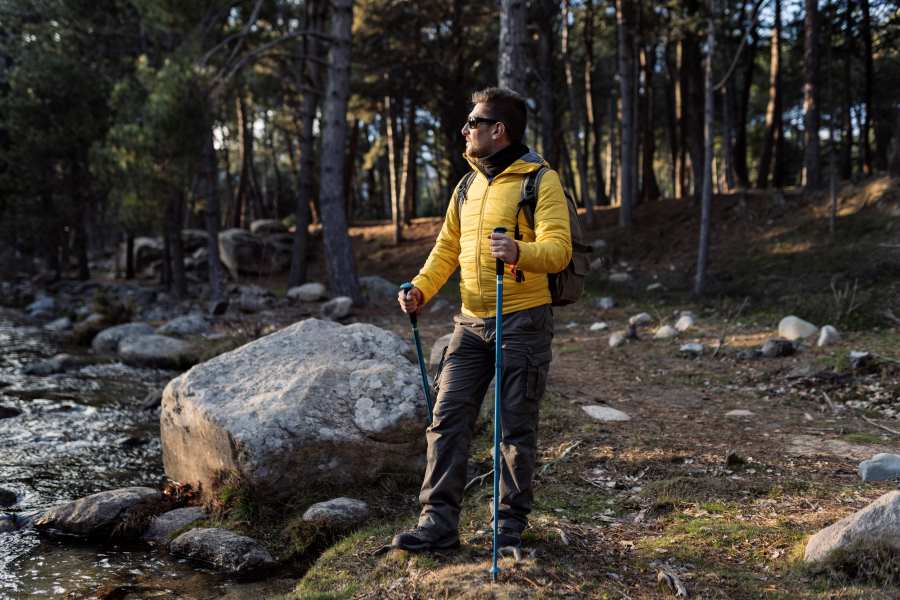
489 232 519 264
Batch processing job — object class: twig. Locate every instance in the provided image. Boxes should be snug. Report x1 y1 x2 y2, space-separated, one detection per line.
539 440 583 476
712 296 750 357
861 414 900 436
464 469 492 492
822 391 837 413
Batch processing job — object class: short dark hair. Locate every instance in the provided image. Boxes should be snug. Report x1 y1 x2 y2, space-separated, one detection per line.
471 87 527 143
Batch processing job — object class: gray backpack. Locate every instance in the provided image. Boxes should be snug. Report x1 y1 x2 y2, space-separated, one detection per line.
454 167 591 306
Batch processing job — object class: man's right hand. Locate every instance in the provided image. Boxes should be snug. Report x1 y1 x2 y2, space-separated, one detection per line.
398 286 424 315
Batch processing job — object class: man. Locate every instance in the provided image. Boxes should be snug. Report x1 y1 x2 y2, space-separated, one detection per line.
393 87 572 552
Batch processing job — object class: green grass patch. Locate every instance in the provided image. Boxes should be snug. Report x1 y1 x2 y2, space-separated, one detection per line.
641 475 770 505
841 432 885 445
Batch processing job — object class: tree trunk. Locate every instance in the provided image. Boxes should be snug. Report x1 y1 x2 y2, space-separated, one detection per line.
734 27 757 188
695 0 715 296
860 0 874 175
235 90 263 227
664 42 679 198
675 39 688 199
723 82 736 191
802 0 821 189
498 0 528 93
584 0 607 206
563 0 593 226
319 0 361 303
200 114 224 302
640 43 661 202
536 0 559 168
168 193 187 299
607 92 618 202
890 110 900 177
757 0 782 189
345 118 360 221
616 0 636 225
385 94 402 244
125 231 135 279
683 3 705 201
841 0 853 180
400 101 417 223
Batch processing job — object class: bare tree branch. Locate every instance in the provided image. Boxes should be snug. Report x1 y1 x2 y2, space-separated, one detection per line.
714 0 769 91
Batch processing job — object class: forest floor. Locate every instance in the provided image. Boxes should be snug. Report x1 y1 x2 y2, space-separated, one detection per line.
227 178 900 599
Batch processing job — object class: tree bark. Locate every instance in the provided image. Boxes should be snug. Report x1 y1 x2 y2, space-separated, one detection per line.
584 0 607 206
841 0 853 180
200 115 224 302
640 43 661 202
536 0 559 167
607 92 618 203
563 0 593 226
498 0 528 93
802 0 821 189
683 2 705 201
385 94 402 244
616 0 636 226
400 101 417 223
318 0 361 303
757 0 782 189
695 0 715 296
734 27 757 188
860 0 874 175
168 192 187 299
890 110 900 177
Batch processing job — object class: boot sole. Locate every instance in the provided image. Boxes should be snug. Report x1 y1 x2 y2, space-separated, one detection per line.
394 537 460 552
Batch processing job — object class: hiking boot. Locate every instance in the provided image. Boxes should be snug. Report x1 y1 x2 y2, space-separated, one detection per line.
496 529 522 549
392 526 460 552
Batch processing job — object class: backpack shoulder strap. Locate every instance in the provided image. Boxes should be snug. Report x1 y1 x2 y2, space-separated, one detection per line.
454 171 477 212
516 167 548 239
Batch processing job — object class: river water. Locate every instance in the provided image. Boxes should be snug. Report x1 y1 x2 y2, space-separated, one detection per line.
0 308 236 599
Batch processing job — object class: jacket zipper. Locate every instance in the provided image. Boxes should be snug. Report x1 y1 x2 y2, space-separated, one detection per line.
475 178 491 302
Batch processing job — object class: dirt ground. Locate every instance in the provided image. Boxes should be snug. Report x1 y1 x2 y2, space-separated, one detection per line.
259 180 900 599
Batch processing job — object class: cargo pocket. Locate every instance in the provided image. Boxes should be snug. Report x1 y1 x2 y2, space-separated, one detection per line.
430 345 449 399
526 349 553 402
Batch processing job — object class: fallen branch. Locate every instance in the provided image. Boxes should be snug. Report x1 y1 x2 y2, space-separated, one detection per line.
712 296 750 358
464 469 492 492
860 414 900 436
539 440 583 476
822 391 837 413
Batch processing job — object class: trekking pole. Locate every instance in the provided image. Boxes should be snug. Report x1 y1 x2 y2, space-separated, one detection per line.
400 282 433 423
490 226 506 583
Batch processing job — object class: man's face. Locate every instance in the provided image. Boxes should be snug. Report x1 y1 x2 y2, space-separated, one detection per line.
462 102 501 159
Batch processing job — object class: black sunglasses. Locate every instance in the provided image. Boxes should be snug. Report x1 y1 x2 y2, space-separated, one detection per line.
466 116 500 129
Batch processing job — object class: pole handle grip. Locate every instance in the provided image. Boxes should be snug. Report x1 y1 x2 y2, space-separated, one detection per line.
493 227 507 277
400 282 417 325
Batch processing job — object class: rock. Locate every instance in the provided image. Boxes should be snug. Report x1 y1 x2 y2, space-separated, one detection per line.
287 282 327 303
302 497 369 528
849 351 877 372
34 486 162 538
23 355 67 376
654 325 678 340
679 343 704 356
646 283 665 292
160 319 427 503
593 297 615 310
427 298 452 314
91 322 155 355
26 295 56 319
180 229 209 253
156 314 210 337
250 219 288 236
0 405 21 419
0 513 16 533
582 405 631 422
233 284 276 314
209 299 229 316
674 314 695 332
143 506 207 544
169 527 275 575
859 454 900 482
219 229 287 280
44 317 72 332
131 237 164 273
760 338 795 358
0 488 16 507
778 316 818 341
320 296 353 320
725 409 754 417
71 313 109 345
359 276 398 302
589 322 608 332
590 257 607 272
430 332 453 369
817 325 841 347
609 331 627 348
629 313 653 327
804 491 900 564
590 239 608 252
118 334 196 370
736 349 762 360
608 272 632 284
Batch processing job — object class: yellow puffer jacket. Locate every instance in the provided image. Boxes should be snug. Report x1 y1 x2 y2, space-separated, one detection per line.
412 151 572 317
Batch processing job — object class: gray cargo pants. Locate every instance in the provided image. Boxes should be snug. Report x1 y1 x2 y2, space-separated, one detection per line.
417 304 553 536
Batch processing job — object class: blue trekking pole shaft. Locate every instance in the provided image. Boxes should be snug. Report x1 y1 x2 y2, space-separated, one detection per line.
400 282 433 423
491 227 506 583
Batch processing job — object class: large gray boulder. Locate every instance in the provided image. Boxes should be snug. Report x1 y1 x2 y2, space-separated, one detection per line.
778 316 818 341
160 319 426 503
859 454 900 482
118 334 196 369
92 322 155 355
359 276 398 302
143 506 207 544
34 486 161 538
156 314 210 337
287 282 327 303
320 296 353 320
805 491 900 563
302 497 369 528
169 527 275 575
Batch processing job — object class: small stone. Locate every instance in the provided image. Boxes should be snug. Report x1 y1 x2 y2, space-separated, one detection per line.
143 506 207 544
589 322 608 332
287 282 327 303
427 298 451 314
92 323 155 355
302 497 369 528
590 239 608 252
725 409 754 418
590 257 607 272
609 272 632 284
817 325 840 347
674 314 695 332
629 313 653 327
44 317 72 332
594 297 615 310
646 283 665 292
609 331 627 348
859 454 900 482
760 338 795 358
359 276 398 302
565 321 578 329
169 527 275 575
679 343 704 356
778 316 818 341
582 405 631 422
156 314 210 337
35 486 162 538
849 351 875 371
654 325 678 340
320 296 353 320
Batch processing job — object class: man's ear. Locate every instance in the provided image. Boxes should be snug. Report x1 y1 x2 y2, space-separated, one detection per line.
493 121 506 141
